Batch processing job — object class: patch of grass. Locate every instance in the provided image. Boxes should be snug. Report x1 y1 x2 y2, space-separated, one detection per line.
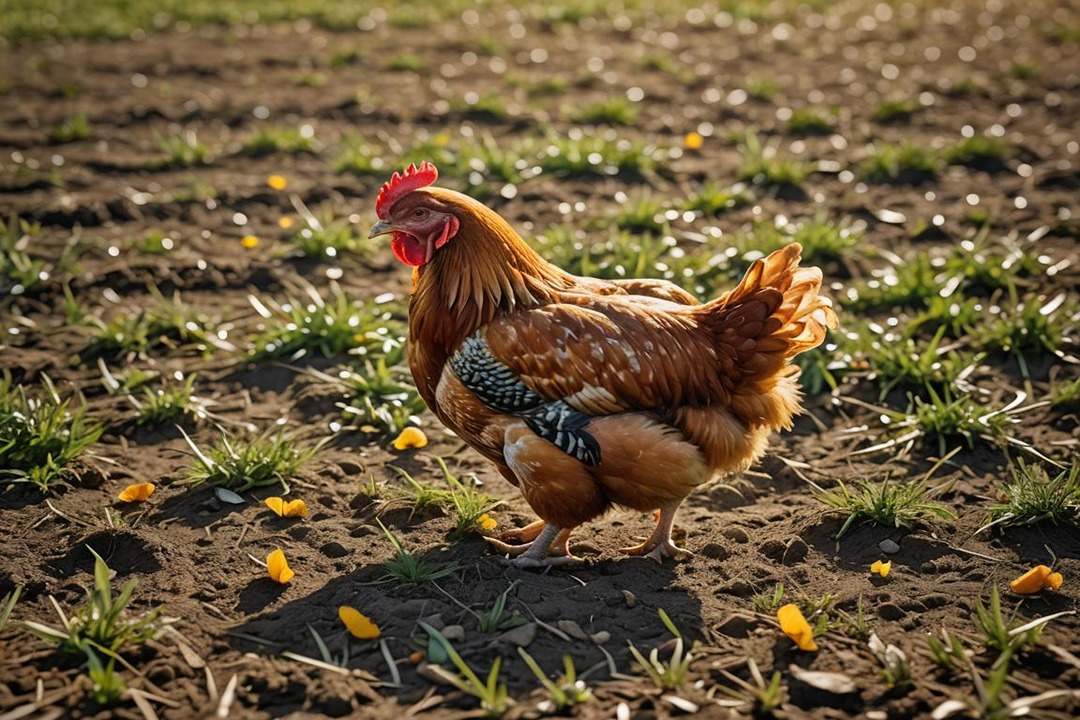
611 191 668 233
628 609 693 690
437 580 523 633
815 474 955 539
48 112 90 144
989 461 1080 529
869 633 914 690
752 583 787 613
153 128 211 168
135 229 176 254
385 54 424 72
248 284 401 360
974 586 1042 653
924 628 969 671
1008 60 1040 80
333 359 424 434
535 225 681 286
859 142 941 183
83 286 221 359
129 372 207 427
85 648 126 706
538 129 661 177
241 125 319 156
1050 376 1080 406
181 429 319 493
334 134 389 175
376 519 457 584
437 457 501 538
0 372 103 492
570 97 638 125
684 182 751 216
907 388 1014 455
0 586 22 632
970 294 1074 377
281 201 372 260
1 215 83 296
864 326 983 400
23 547 159 656
786 107 834 135
873 98 919 123
419 622 508 717
746 76 777 101
518 649 593 713
943 136 1011 166
737 132 811 187
717 658 785 715
840 252 939 311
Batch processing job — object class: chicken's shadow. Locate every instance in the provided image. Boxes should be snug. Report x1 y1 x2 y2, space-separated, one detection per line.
230 538 703 707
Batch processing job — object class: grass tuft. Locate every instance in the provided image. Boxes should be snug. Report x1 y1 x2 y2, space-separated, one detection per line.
989 461 1080 529
181 429 319 493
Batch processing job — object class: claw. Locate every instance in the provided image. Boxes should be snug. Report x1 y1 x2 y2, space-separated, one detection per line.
619 500 688 563
498 519 547 544
508 553 582 569
484 526 572 558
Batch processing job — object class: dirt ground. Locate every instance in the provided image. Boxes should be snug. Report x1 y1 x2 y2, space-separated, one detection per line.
1 1 1079 718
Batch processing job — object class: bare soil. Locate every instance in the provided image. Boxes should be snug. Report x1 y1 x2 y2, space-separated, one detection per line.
1 2 1079 719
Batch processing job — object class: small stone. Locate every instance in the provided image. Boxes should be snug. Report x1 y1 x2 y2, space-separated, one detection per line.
782 538 809 565
622 590 637 607
495 622 536 647
879 539 900 554
319 542 350 558
590 631 610 644
759 539 787 561
722 527 750 543
441 624 465 641
557 620 589 640
700 542 729 560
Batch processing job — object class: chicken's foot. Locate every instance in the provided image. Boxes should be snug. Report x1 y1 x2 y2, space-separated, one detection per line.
486 525 572 557
499 519 547 544
500 524 580 568
621 501 690 562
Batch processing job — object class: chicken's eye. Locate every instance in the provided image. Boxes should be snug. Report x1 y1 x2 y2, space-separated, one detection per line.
412 208 428 218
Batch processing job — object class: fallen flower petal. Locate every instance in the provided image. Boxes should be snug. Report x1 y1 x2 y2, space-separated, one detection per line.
241 235 259 249
392 427 428 450
777 603 818 652
1010 565 1052 595
871 559 892 577
339 606 380 639
267 549 294 584
265 497 308 518
118 482 155 502
267 174 287 190
478 513 497 532
1045 572 1063 591
683 131 704 150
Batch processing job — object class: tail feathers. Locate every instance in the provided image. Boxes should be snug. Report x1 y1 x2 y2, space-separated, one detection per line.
698 243 837 388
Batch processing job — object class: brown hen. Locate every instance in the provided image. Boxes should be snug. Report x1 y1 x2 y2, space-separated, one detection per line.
370 162 837 567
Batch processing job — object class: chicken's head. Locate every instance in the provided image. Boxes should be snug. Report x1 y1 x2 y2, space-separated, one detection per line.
369 161 460 266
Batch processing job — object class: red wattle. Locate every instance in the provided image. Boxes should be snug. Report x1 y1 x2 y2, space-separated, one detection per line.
391 233 428 266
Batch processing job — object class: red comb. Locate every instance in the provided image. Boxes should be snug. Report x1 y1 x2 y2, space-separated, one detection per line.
375 161 439 220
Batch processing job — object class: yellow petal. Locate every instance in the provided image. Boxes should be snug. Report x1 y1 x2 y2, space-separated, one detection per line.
392 427 428 450
1045 572 1063 591
339 606 381 639
871 560 892 577
683 131 704 150
478 513 497 531
777 603 818 652
1010 565 1051 595
267 548 294 584
267 174 288 190
118 482 156 502
265 497 308 518
241 235 259 249
278 216 294 229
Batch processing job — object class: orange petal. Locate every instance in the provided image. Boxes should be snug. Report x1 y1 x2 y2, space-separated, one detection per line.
777 603 818 652
266 497 308 518
1045 572 1063 591
267 174 288 190
118 482 156 502
1009 565 1052 595
241 235 259 249
392 427 428 450
871 560 892 577
267 548 294 584
339 606 380 639
478 513 497 532
683 132 704 150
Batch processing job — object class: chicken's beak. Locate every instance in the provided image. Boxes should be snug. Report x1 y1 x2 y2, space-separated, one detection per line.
368 220 394 239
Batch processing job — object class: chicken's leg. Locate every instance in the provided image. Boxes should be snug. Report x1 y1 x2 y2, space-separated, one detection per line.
620 500 690 562
506 523 580 568
485 525 572 557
